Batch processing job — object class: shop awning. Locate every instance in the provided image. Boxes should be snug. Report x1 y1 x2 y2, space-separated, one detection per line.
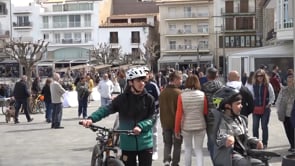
158 55 213 64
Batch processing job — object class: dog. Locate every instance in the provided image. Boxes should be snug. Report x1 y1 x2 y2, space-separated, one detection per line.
4 99 16 123
5 106 16 123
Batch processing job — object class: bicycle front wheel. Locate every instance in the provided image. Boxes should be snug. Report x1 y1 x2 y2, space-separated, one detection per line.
107 157 124 166
91 144 103 166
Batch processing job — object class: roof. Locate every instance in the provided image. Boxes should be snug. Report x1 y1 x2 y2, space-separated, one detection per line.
112 0 159 15
229 44 293 57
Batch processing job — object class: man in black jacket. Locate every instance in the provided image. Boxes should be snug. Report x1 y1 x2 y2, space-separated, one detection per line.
226 70 254 117
13 75 33 123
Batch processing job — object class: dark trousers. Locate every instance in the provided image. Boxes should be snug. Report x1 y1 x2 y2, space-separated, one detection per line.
162 129 182 166
52 103 63 128
284 117 295 149
78 97 88 118
14 98 31 122
45 101 52 121
121 148 153 166
252 108 271 146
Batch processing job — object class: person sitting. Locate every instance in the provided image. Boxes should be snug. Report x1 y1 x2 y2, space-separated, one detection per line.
212 86 264 166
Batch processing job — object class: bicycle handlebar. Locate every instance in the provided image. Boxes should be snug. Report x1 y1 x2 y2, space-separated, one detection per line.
79 121 135 135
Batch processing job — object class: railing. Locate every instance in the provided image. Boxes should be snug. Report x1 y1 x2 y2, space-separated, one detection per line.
221 7 255 14
13 22 32 27
166 12 209 19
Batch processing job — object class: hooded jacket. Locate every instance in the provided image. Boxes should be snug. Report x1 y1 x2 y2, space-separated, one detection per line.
89 87 156 151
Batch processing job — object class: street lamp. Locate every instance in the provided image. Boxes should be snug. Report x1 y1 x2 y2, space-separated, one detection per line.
197 45 200 68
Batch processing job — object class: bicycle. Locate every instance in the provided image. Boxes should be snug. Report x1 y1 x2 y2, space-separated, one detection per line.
247 149 281 166
79 121 135 166
30 94 45 114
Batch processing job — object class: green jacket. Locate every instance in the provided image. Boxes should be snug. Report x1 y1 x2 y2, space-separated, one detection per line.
89 87 156 151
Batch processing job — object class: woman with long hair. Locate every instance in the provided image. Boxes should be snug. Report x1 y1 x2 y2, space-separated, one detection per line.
250 69 275 149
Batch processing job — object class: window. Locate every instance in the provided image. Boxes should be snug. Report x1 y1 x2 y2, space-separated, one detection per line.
184 7 192 17
245 36 250 47
43 16 49 28
168 7 176 18
110 32 118 43
169 41 176 50
85 32 92 43
52 5 62 12
53 16 67 28
69 15 81 27
198 24 208 33
225 36 230 47
184 39 192 49
73 33 81 43
63 33 72 44
251 36 255 47
240 36 245 47
131 31 140 43
84 14 91 27
199 40 208 49
184 25 191 33
54 33 60 43
17 16 30 26
235 36 240 47
169 24 176 33
0 3 7 15
43 33 49 40
230 36 235 47
132 48 140 59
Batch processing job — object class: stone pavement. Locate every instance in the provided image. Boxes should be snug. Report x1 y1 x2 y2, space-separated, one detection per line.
0 100 291 166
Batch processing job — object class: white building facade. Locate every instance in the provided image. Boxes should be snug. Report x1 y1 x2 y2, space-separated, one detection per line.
0 0 12 58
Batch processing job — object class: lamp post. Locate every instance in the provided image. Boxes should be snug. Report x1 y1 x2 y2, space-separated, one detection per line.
197 46 200 68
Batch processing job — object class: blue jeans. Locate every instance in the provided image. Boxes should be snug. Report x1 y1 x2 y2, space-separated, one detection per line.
52 103 63 128
252 107 271 146
45 101 52 121
78 97 88 118
100 97 111 106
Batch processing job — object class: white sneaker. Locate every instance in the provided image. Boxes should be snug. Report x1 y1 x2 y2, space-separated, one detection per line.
152 152 158 160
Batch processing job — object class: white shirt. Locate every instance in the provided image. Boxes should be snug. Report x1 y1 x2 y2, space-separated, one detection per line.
98 79 114 98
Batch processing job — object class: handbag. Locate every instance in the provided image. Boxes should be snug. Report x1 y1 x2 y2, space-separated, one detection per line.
253 86 267 115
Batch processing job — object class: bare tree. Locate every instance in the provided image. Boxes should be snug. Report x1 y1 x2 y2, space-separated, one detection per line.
144 41 160 71
91 42 111 64
5 40 49 87
108 46 122 65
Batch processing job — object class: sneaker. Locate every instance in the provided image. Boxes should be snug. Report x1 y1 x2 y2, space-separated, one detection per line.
14 121 20 124
263 145 267 149
152 152 158 160
288 148 295 152
164 161 170 166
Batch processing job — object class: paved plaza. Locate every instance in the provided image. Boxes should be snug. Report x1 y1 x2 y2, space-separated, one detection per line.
0 100 292 166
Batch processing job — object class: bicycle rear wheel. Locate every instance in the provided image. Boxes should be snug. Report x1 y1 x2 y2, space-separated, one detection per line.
91 144 103 166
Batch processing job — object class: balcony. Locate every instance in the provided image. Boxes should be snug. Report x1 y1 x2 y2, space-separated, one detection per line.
165 29 209 37
13 22 33 29
165 12 209 20
164 44 209 53
221 7 255 15
61 39 82 44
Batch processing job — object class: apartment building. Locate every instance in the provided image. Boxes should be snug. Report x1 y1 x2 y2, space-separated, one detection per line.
0 0 11 59
98 0 159 66
39 0 100 62
227 0 294 77
156 0 214 72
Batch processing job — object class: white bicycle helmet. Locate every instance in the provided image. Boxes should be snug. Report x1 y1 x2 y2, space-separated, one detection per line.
141 66 150 72
126 67 146 80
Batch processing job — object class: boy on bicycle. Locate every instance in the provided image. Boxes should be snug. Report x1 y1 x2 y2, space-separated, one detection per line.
81 67 156 166
212 86 264 166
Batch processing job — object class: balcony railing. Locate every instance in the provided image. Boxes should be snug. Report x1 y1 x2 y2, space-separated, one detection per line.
61 39 82 44
221 7 255 14
167 29 209 35
13 22 32 27
166 12 209 19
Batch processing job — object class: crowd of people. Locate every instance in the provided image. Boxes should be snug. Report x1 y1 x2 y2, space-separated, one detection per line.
4 63 295 165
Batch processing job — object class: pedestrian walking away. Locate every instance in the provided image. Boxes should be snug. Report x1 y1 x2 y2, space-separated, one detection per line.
159 71 183 166
175 75 208 166
81 67 156 166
